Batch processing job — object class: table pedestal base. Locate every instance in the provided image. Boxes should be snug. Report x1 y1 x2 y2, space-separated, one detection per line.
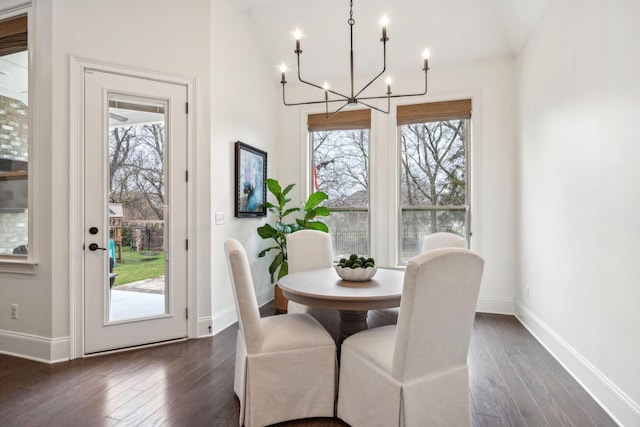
339 310 368 343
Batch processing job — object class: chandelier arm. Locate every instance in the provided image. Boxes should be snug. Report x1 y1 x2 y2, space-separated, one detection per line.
325 101 352 120
283 96 349 107
353 68 386 100
282 76 350 106
353 41 387 99
358 67 428 101
356 99 390 115
296 53 350 101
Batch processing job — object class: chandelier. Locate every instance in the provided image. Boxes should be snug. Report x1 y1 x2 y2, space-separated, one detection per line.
279 0 430 119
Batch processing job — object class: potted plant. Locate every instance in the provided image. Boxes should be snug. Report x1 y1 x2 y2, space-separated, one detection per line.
257 178 330 312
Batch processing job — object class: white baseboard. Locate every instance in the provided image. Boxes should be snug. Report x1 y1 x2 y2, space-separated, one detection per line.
212 305 238 335
516 303 640 427
476 295 514 314
256 285 274 308
0 329 70 363
197 316 213 337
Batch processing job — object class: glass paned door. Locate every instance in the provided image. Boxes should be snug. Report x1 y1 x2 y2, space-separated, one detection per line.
84 70 188 354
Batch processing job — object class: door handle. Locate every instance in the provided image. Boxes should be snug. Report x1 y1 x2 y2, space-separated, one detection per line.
88 243 107 251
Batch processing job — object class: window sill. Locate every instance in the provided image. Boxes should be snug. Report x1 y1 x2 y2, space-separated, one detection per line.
0 259 38 275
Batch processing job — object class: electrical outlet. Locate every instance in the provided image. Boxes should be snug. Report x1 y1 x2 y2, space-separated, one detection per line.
10 303 18 320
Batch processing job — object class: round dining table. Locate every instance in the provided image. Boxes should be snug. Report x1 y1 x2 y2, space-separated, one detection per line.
278 267 404 342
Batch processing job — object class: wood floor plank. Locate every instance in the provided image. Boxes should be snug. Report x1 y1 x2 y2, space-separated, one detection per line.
0 307 616 427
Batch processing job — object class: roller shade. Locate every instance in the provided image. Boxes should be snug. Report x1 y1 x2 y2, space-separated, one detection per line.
0 15 27 57
397 99 472 125
308 109 371 131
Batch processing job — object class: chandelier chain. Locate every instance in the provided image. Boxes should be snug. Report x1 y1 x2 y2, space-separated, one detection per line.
348 0 355 25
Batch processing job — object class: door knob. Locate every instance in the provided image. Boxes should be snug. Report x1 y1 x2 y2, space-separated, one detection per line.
88 243 107 251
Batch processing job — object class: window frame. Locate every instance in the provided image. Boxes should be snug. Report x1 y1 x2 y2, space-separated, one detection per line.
0 5 35 273
307 110 372 259
396 100 472 265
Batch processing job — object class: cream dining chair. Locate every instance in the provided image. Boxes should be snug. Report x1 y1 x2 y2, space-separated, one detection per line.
338 247 484 427
224 239 336 427
367 232 467 328
286 229 341 342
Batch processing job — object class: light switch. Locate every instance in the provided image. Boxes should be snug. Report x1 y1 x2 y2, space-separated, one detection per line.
215 212 225 225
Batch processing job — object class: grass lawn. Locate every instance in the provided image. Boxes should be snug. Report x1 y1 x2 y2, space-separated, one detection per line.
113 246 164 286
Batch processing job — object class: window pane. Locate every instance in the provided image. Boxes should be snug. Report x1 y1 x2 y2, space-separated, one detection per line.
400 119 468 263
400 120 466 207
326 210 369 259
0 49 28 256
312 129 369 258
400 209 467 263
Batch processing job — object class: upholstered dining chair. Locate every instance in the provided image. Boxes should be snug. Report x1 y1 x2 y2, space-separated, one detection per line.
286 229 341 342
224 239 336 427
338 248 484 427
368 232 467 328
421 231 467 252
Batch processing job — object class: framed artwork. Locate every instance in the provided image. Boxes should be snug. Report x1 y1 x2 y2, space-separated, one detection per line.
235 141 267 217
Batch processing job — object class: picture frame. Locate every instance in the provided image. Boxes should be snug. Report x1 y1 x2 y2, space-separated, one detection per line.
235 141 267 218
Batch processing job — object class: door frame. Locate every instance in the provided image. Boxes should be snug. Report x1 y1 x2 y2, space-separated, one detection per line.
69 57 197 359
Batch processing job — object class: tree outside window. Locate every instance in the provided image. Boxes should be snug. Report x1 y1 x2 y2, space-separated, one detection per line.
398 100 471 263
311 125 370 259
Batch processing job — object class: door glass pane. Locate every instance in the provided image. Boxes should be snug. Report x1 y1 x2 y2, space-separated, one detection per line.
107 95 168 322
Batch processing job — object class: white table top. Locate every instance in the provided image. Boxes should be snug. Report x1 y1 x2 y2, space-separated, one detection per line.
278 267 404 311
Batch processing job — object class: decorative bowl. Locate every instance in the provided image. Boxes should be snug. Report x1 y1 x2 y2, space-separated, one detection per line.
335 265 377 282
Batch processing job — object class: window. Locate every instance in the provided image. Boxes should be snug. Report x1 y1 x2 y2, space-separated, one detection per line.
309 110 370 259
398 99 471 263
0 15 28 257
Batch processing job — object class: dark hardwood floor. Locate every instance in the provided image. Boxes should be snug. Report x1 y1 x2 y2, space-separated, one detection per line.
0 305 616 427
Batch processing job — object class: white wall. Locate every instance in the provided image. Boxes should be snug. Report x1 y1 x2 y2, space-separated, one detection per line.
277 57 518 314
516 0 640 424
210 0 279 333
0 0 213 361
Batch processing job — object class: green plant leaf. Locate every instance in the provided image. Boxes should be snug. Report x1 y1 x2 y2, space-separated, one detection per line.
305 191 328 210
304 209 317 221
314 206 330 217
282 207 301 217
268 251 285 282
258 246 279 257
277 261 288 280
257 224 278 239
282 183 295 196
266 178 281 196
304 221 329 232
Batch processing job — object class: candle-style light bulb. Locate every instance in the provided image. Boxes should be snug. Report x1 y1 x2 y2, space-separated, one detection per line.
422 47 430 70
323 81 329 100
294 28 302 53
280 62 287 83
385 76 392 95
380 15 389 40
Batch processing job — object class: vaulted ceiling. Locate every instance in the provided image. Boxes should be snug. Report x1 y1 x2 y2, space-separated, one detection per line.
239 0 551 81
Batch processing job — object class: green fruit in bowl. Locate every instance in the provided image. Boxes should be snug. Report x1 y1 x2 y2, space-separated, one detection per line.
340 254 375 269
